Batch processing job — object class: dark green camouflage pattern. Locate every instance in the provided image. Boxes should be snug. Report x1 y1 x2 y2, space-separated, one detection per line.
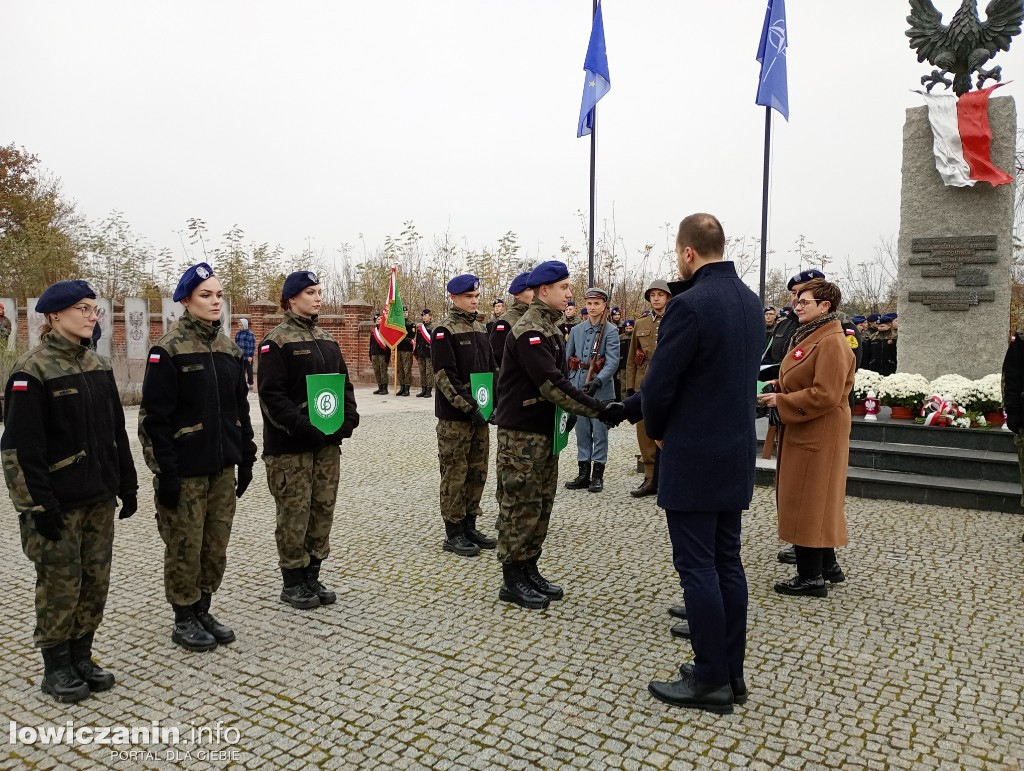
495 427 558 564
372 354 389 385
436 419 489 524
19 499 116 647
398 351 413 386
265 446 341 569
155 469 235 605
418 356 434 388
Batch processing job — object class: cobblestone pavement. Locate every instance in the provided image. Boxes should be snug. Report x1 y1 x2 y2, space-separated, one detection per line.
1 387 1022 770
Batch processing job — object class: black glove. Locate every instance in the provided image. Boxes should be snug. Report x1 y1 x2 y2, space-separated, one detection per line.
118 494 138 520
295 421 326 447
582 381 600 396
236 465 253 498
34 509 63 542
566 414 577 433
626 389 636 398
157 476 181 509
470 408 488 427
598 401 626 427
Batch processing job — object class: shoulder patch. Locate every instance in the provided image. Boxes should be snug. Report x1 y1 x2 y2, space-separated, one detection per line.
148 353 161 363
260 344 271 353
528 336 542 345
435 331 445 339
12 380 28 391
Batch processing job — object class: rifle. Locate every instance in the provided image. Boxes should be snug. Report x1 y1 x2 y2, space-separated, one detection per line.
584 283 614 386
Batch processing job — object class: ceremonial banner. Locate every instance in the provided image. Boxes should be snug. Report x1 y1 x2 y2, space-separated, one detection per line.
26 299 44 348
553 406 570 456
95 298 112 358
470 372 494 420
124 298 150 360
161 298 182 334
577 1 610 138
755 0 789 120
306 373 346 434
379 268 406 348
0 298 16 351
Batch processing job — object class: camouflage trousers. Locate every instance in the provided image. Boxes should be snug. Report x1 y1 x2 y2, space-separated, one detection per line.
19 499 115 647
371 355 389 385
398 351 413 386
265 446 341 569
417 356 434 388
155 469 235 606
495 428 558 564
437 419 489 524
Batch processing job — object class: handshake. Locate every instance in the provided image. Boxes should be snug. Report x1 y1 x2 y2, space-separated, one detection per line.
597 400 626 427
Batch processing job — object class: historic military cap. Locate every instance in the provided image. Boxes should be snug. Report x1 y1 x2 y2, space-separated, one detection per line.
36 280 97 314
421 308 432 315
867 313 881 323
172 263 216 302
624 319 635 329
644 279 672 302
527 260 570 288
281 270 320 302
584 287 609 302
446 274 480 294
852 315 866 324
879 313 896 323
507 271 531 295
787 269 826 291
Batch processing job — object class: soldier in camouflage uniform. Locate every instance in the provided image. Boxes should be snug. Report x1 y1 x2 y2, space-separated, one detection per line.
140 263 257 653
396 312 414 396
488 272 534 373
414 309 435 397
430 274 497 557
369 313 391 394
258 270 359 610
2 280 138 703
493 261 623 609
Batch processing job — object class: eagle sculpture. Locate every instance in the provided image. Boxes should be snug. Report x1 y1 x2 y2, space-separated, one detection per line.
907 0 1024 95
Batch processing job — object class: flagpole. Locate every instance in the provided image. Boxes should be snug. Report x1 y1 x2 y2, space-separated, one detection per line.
758 106 771 304
587 0 598 289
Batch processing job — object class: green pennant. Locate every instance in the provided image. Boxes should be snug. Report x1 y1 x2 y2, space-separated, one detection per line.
553 406 570 456
306 373 346 434
469 372 494 420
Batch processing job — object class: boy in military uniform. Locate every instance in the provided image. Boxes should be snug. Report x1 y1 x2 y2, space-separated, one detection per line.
489 272 534 371
493 261 623 609
369 313 392 394
431 274 497 557
488 299 506 333
414 309 434 397
867 313 898 375
624 279 672 497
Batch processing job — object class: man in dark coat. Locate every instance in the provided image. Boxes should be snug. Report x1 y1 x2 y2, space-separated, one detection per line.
620 213 764 714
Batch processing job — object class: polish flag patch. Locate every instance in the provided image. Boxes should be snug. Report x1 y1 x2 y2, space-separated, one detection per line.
260 344 271 353
792 348 805 360
148 353 161 363
497 323 506 331
12 380 28 391
528 336 542 345
435 332 445 339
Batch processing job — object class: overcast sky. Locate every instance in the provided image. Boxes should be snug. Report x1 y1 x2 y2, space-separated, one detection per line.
3 0 1023 282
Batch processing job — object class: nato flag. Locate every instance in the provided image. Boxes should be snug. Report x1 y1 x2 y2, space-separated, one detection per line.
577 1 611 138
755 0 789 121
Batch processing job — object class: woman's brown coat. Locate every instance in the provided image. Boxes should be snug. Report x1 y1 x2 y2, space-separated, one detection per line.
775 319 855 548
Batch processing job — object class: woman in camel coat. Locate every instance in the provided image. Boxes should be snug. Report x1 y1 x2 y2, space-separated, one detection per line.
759 279 855 598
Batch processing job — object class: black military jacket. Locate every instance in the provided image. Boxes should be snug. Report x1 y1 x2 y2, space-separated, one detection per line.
258 311 359 456
489 299 529 370
369 329 391 360
494 299 602 436
140 311 257 479
413 322 434 359
430 306 494 422
2 331 138 515
398 324 414 353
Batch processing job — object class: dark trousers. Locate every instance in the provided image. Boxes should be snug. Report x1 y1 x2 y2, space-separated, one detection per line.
243 358 254 386
665 510 747 687
794 545 838 579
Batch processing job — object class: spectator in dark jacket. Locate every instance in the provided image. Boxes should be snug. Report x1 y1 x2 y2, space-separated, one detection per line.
1001 332 1024 542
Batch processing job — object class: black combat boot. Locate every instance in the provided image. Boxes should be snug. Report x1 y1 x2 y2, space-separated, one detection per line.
416 386 428 397
69 632 115 691
423 387 432 398
280 568 321 609
171 604 218 652
443 521 480 557
305 557 337 605
564 461 591 490
41 642 91 703
193 593 235 644
588 462 605 493
376 384 388 395
523 554 564 600
498 562 550 610
463 515 497 550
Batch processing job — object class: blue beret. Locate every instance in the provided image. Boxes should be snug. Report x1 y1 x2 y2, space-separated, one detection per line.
507 271 532 295
624 319 635 328
867 313 881 322
446 274 480 294
786 269 826 291
281 270 320 302
492 298 505 306
421 308 432 315
880 313 896 323
890 313 898 319
173 262 216 302
580 308 589 315
851 315 866 324
36 280 96 314
527 260 570 288
566 301 576 307
611 306 620 313
782 306 793 313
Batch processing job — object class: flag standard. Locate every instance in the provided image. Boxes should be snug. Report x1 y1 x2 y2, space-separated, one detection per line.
577 1 610 138
379 267 406 349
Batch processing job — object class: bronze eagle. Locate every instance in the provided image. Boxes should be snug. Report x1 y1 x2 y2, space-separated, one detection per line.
907 0 1024 95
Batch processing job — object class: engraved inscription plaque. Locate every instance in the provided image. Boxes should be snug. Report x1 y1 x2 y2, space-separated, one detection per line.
908 235 998 312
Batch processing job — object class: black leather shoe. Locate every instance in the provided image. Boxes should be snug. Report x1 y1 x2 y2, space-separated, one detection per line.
822 562 846 583
69 632 115 691
648 673 734 714
40 642 91 703
668 605 687 620
498 563 550 610
678 663 747 705
443 522 480 557
523 555 564 600
463 516 497 550
777 545 797 564
193 593 236 644
774 575 828 597
630 478 657 498
171 604 219 651
280 569 321 609
670 621 691 640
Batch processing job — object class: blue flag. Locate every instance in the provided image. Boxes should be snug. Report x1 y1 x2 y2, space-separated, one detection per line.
755 0 789 121
577 2 610 138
